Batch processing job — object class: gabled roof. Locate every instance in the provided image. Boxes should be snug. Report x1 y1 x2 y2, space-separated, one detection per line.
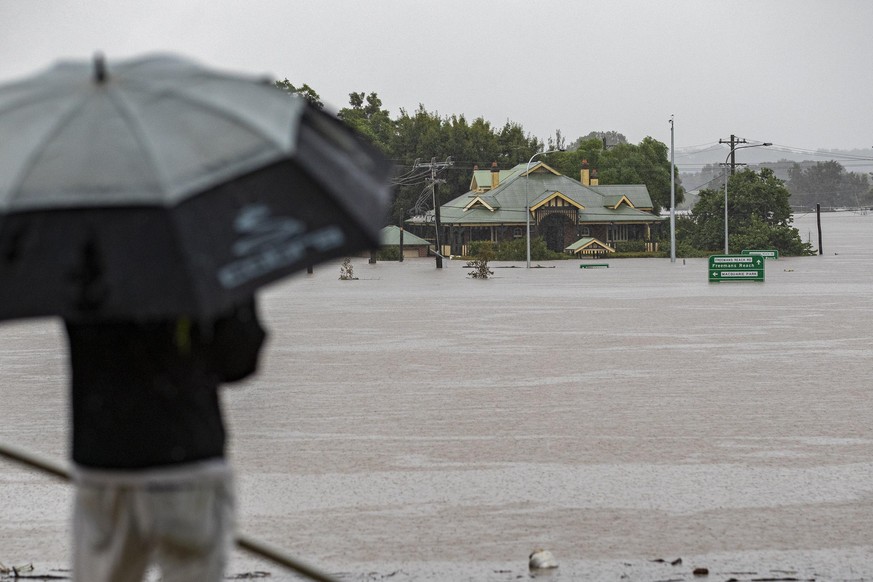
590 185 654 210
565 237 615 254
602 194 634 210
530 190 584 212
432 163 662 226
463 194 501 211
522 161 561 177
380 225 431 247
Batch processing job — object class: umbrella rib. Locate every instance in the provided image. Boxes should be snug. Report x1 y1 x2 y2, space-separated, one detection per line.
102 84 174 200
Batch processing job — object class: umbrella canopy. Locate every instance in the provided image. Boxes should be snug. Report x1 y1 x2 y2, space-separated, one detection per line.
0 54 394 321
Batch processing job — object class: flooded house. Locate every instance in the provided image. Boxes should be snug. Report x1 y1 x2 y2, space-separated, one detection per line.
409 160 664 257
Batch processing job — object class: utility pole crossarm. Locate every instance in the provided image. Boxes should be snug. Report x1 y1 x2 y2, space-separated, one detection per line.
719 134 748 175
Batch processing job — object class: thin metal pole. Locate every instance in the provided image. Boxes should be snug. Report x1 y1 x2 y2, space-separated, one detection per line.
0 440 340 582
526 156 533 268
670 116 676 263
724 168 729 254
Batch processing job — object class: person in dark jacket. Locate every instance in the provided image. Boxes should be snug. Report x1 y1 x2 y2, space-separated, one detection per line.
65 299 266 582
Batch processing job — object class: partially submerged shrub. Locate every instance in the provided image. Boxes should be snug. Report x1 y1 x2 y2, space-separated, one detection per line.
467 257 493 279
339 257 357 280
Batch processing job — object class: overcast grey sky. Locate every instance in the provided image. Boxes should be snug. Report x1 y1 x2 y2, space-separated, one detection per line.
2 0 872 155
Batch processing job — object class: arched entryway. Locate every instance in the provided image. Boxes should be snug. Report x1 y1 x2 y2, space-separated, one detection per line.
539 213 575 252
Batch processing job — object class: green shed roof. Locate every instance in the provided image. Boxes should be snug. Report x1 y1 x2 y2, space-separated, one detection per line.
565 237 615 253
380 225 431 247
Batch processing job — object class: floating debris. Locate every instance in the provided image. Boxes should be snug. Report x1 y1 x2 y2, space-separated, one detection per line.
529 549 559 570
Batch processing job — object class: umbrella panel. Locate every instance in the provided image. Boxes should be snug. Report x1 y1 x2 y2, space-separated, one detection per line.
0 159 380 322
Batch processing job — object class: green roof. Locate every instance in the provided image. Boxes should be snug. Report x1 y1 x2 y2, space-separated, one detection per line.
433 163 663 226
380 225 431 247
565 237 614 253
590 185 654 209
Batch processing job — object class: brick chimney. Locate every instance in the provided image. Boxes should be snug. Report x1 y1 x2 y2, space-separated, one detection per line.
580 159 590 186
590 168 599 186
490 161 499 189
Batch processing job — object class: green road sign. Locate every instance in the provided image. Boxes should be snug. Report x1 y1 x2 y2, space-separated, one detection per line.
708 254 765 282
742 249 779 260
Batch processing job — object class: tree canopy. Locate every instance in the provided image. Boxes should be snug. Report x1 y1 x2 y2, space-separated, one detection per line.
786 160 872 209
274 79 323 109
683 168 812 255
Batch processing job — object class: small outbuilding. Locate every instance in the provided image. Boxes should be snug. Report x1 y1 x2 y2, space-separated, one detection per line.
379 225 432 258
565 237 614 257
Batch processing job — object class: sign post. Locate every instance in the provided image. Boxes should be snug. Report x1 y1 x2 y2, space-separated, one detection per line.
708 254 765 282
742 249 779 260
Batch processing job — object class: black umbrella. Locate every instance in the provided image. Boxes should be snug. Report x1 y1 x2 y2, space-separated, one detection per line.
0 54 394 321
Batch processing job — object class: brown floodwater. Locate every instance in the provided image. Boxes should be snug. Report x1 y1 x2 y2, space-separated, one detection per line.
1 211 872 581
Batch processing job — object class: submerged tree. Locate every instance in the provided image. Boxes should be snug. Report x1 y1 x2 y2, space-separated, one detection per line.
339 258 357 280
466 241 494 279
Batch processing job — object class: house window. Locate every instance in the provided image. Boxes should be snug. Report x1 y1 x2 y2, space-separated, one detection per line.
579 227 590 237
609 224 631 241
513 227 522 238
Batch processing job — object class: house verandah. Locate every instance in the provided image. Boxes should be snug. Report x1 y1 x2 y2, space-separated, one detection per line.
407 161 665 257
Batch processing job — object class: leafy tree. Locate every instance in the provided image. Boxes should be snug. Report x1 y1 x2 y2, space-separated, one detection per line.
786 160 872 209
546 129 567 151
273 79 323 109
547 138 606 180
569 130 627 151
684 168 812 255
338 91 394 152
495 121 542 166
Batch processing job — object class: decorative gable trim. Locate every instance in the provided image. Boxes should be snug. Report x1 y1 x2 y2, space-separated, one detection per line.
464 196 496 212
565 237 615 255
603 194 636 210
530 191 584 212
521 161 561 177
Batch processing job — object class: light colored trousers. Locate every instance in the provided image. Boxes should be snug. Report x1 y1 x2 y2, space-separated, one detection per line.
72 462 234 582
